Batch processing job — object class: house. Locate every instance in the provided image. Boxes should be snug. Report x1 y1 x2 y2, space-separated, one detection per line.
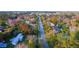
8 16 18 26
0 26 4 32
8 19 16 26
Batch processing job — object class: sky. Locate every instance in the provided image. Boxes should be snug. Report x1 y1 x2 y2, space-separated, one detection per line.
0 0 78 11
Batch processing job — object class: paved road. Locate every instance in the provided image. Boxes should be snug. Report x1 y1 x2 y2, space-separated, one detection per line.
38 16 48 48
